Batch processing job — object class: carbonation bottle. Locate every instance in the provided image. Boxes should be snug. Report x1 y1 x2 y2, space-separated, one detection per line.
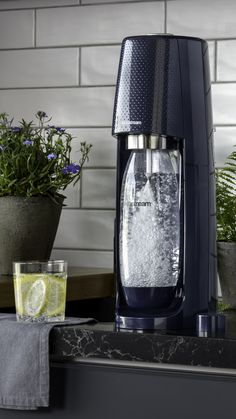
119 141 181 310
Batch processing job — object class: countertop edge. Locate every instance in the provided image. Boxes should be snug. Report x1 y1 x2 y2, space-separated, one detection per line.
49 320 236 371
50 355 236 377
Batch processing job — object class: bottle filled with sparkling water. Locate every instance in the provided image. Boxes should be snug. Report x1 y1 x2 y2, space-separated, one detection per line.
119 148 181 310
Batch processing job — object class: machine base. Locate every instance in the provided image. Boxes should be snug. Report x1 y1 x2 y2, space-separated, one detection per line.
116 313 225 336
115 314 168 331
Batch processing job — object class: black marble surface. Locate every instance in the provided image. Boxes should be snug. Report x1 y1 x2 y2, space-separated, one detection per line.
49 313 236 370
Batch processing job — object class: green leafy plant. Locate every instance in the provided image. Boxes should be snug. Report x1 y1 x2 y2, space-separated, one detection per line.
217 299 231 312
0 111 92 203
216 146 236 241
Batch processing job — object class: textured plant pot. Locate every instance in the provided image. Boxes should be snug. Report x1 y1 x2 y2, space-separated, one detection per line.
217 241 236 309
0 196 63 275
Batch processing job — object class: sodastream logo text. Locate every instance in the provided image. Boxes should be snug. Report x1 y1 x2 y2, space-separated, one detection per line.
127 201 152 207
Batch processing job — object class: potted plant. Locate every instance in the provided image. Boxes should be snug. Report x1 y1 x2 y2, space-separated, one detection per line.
216 146 236 309
0 111 91 274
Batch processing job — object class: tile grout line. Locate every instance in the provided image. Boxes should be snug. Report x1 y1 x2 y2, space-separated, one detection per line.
50 125 113 129
54 247 113 252
0 0 164 12
0 122 229 129
211 80 236 84
214 40 218 82
1 81 236 91
82 167 116 170
79 170 83 209
0 43 122 51
0 84 116 91
0 123 228 129
9 125 112 129
207 37 236 41
78 47 81 86
80 0 164 4
0 38 235 52
0 124 109 132
33 9 36 48
81 168 116 170
164 0 167 34
4 81 236 90
62 207 115 211
64 207 116 210
214 124 236 127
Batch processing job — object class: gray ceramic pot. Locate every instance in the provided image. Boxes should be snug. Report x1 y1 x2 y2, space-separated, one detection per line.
217 241 236 309
0 196 63 275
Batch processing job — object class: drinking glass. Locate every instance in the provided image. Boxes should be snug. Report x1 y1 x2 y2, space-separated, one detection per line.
13 260 67 322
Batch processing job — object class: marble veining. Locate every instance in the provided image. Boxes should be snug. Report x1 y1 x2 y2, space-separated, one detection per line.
49 314 236 370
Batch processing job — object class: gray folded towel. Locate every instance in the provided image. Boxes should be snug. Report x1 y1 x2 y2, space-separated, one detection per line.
0 313 94 410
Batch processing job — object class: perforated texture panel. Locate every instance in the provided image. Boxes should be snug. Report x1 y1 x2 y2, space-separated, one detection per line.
112 36 183 137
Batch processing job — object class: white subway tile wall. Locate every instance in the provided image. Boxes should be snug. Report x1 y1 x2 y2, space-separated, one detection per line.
214 127 236 166
63 182 81 208
217 40 236 81
81 46 121 86
69 128 117 168
36 2 164 47
81 169 116 208
0 87 115 126
0 48 79 87
167 0 236 39
0 0 78 9
51 249 113 269
0 0 235 270
82 0 138 3
0 10 34 48
208 41 215 81
54 209 115 250
212 84 236 125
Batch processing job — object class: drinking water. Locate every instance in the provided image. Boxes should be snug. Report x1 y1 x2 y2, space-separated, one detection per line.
119 150 180 288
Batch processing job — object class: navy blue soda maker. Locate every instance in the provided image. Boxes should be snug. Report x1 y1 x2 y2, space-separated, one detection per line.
112 34 217 330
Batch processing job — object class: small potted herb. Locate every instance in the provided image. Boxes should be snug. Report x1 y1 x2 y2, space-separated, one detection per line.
0 111 91 274
216 146 236 308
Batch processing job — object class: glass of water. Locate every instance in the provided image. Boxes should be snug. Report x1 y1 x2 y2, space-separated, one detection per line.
13 260 67 322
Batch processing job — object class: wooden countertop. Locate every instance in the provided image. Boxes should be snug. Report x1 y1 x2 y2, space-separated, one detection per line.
0 267 115 308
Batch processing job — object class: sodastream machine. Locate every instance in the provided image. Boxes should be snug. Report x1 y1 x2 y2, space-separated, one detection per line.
112 35 221 332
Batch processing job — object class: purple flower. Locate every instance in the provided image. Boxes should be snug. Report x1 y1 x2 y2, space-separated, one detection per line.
47 153 56 160
61 167 68 175
11 127 21 133
47 125 64 134
56 127 65 134
23 139 32 146
61 163 80 175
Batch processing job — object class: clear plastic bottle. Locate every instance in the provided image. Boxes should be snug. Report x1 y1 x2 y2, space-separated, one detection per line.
119 148 181 310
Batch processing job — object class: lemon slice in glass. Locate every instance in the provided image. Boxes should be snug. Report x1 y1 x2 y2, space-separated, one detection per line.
14 274 34 315
45 276 66 317
24 278 47 317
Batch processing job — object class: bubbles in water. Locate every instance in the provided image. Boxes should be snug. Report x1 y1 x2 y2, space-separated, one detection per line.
120 167 180 288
